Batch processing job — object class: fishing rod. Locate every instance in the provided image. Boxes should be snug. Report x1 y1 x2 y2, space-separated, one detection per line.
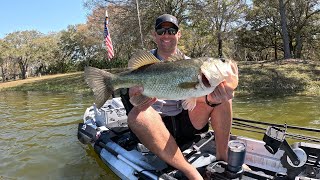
232 120 320 143
233 121 266 131
233 125 320 143
233 117 320 133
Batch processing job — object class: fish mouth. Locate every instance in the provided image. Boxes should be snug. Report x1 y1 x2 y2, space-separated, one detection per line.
201 73 211 88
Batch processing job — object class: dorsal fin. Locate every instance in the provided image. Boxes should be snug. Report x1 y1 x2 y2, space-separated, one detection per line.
128 50 160 69
167 53 185 62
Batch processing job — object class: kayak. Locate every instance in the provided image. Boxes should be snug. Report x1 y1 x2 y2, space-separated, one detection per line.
78 97 320 180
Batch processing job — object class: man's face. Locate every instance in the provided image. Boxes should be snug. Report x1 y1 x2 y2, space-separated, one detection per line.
153 22 181 53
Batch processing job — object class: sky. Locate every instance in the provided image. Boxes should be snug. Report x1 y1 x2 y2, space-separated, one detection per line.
0 0 88 38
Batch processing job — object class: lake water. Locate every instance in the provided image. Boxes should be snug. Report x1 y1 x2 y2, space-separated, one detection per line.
0 91 319 179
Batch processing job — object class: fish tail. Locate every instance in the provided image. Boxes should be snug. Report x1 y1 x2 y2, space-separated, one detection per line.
84 66 116 108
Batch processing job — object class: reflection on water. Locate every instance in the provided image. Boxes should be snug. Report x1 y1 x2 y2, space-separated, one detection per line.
0 91 319 179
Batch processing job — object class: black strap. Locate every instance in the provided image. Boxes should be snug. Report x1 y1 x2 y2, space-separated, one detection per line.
205 95 221 107
119 88 134 115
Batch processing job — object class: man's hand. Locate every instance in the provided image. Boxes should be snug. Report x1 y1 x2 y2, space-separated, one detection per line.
129 86 157 111
207 82 234 104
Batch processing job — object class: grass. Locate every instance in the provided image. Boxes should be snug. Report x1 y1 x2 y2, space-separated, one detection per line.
0 61 319 97
0 72 90 94
236 60 320 97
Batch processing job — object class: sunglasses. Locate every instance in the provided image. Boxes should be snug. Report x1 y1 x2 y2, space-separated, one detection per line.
156 27 178 35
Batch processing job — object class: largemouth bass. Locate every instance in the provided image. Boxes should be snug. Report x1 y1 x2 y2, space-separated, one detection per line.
84 50 238 110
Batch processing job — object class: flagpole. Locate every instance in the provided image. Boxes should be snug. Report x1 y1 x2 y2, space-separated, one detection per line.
104 9 114 60
135 0 144 49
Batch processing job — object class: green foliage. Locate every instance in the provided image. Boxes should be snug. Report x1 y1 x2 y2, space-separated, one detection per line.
235 0 320 61
77 57 128 70
3 30 45 79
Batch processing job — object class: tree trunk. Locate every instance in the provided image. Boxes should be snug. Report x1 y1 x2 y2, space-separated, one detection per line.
18 57 28 79
274 29 278 60
1 66 5 82
218 31 223 58
20 63 26 79
273 17 278 60
295 32 303 58
278 0 291 59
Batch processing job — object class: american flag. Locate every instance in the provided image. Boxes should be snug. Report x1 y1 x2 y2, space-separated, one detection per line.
104 10 114 60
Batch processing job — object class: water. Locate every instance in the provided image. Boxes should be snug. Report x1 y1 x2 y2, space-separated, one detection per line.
0 91 319 179
232 96 320 141
0 91 117 180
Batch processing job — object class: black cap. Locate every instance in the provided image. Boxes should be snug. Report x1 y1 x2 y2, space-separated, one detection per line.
155 14 179 30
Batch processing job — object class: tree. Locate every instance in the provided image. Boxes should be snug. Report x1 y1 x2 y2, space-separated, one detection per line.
55 26 80 73
4 31 43 79
188 0 248 58
286 0 320 58
237 0 320 61
279 0 291 59
235 0 282 60
31 34 60 75
0 39 9 81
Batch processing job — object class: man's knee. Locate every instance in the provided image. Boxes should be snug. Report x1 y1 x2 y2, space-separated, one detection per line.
127 107 159 129
189 115 210 130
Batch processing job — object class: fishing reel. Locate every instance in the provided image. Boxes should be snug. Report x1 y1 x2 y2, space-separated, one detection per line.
263 126 307 170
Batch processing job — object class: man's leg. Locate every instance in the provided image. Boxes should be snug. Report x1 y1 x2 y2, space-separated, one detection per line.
189 99 232 161
209 100 232 161
128 106 203 179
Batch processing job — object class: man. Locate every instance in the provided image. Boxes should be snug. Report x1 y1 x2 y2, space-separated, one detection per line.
127 14 236 179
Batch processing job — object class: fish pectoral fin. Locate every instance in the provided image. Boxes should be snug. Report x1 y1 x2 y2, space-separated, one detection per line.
182 98 197 111
129 94 153 107
178 82 198 89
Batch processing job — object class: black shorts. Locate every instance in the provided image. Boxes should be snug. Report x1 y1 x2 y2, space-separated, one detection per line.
162 110 209 149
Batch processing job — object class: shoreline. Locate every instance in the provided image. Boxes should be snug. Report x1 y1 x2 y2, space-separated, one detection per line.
1 61 319 96
0 72 81 90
